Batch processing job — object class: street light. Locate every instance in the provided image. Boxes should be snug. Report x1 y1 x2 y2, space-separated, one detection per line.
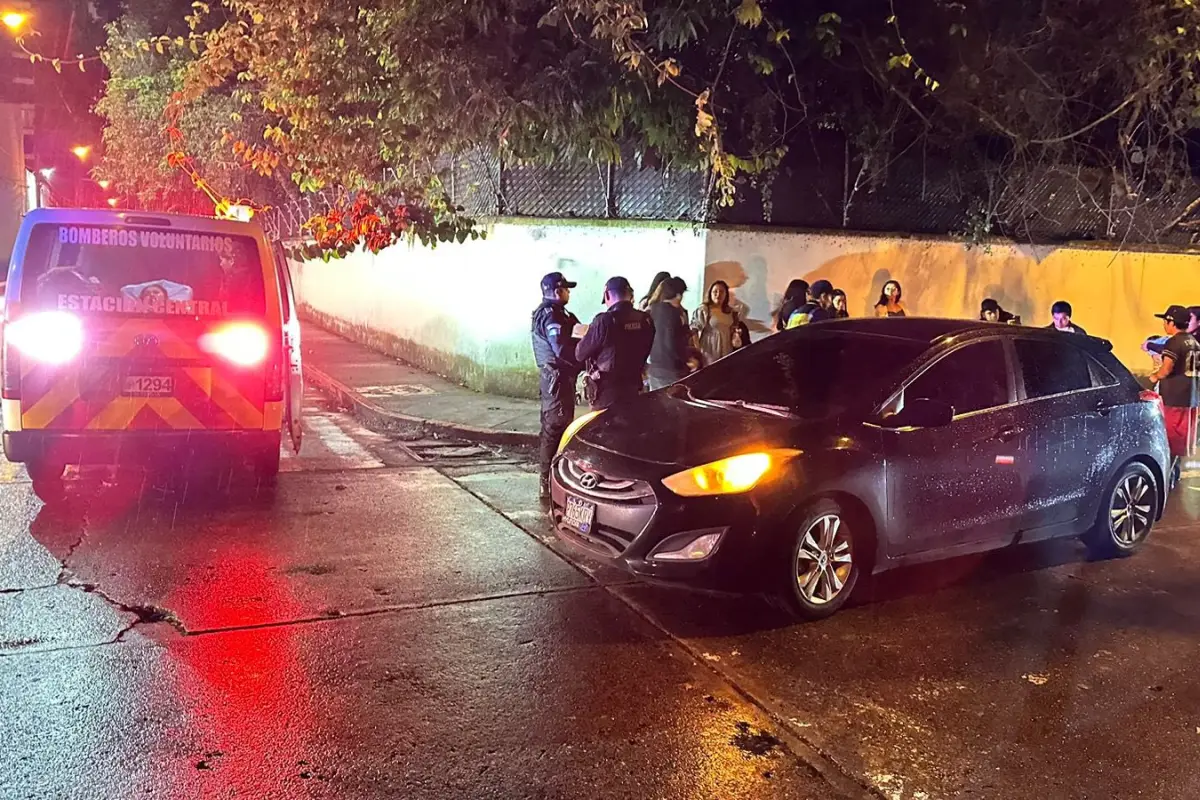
97 179 110 190
106 197 118 207
39 167 54 179
71 145 92 161
1 11 27 32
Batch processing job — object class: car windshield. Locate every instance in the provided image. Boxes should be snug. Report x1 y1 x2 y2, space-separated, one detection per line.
20 222 266 317
681 330 926 418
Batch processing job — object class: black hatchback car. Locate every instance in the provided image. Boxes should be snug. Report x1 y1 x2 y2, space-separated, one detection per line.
550 319 1170 619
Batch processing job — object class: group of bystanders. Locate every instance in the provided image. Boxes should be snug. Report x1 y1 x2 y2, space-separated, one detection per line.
531 268 1200 496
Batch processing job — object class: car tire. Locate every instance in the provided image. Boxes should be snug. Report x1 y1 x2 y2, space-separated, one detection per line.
1084 461 1158 558
28 460 66 504
776 498 861 621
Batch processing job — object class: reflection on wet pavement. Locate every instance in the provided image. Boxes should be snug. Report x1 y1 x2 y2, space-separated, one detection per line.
5 401 1200 799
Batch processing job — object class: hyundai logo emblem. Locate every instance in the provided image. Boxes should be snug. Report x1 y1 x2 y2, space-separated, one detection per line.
133 334 159 348
579 472 600 490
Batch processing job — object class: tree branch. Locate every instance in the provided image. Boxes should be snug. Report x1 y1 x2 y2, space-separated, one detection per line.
1161 194 1200 234
1028 92 1142 146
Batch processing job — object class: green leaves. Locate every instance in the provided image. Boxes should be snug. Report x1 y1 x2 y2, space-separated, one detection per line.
815 11 842 57
750 54 774 75
735 0 763 29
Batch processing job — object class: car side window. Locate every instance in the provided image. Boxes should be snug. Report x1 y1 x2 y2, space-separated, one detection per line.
1014 339 1094 399
1087 354 1119 387
904 340 1010 416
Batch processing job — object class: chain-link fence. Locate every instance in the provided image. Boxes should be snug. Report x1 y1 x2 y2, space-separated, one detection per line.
262 143 1200 248
440 147 707 222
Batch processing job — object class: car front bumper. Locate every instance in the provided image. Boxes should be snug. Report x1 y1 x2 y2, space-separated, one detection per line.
548 446 783 590
3 429 281 466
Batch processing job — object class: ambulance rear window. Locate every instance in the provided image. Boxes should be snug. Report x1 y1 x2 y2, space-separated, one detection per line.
20 224 266 317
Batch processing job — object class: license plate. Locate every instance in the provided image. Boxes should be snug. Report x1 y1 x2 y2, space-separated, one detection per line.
122 375 174 396
563 494 596 535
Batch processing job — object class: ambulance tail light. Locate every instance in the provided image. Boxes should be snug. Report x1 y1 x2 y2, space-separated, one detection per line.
6 311 85 366
200 322 270 368
265 357 284 402
1 341 16 399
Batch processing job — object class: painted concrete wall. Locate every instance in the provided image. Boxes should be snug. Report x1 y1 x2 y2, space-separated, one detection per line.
294 219 1200 399
291 219 706 398
704 229 1200 372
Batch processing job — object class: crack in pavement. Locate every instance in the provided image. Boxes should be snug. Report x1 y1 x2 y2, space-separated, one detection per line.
15 499 192 652
0 584 59 594
65 580 187 640
0 582 607 658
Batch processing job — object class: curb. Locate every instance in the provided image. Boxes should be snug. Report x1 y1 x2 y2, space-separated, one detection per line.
304 365 539 448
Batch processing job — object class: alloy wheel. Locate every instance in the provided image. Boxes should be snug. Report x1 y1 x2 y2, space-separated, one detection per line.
1109 473 1153 547
795 514 853 605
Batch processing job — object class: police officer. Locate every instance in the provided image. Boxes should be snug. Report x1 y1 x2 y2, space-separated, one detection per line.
576 276 655 410
531 271 582 499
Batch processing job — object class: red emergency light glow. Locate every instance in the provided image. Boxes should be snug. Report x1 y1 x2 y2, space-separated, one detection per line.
201 322 269 367
6 311 85 364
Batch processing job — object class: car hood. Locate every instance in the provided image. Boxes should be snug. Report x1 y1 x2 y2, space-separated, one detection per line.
575 391 815 467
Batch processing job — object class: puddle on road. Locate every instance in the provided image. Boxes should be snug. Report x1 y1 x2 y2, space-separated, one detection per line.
731 721 784 757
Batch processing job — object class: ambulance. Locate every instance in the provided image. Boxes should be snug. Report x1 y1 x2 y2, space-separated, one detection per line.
2 209 303 500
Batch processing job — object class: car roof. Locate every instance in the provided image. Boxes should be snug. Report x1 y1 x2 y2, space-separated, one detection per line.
19 207 265 238
821 317 1114 352
824 317 981 342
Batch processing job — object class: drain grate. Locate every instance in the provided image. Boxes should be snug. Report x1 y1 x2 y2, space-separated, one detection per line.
404 440 496 461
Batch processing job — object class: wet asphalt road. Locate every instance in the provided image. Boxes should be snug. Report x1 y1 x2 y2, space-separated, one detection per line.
3 396 1200 799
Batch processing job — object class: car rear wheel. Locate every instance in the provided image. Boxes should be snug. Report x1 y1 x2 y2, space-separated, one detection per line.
777 499 860 621
28 460 66 504
1084 461 1158 558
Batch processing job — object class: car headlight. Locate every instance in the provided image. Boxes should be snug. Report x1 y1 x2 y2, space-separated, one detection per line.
557 409 605 456
661 449 800 497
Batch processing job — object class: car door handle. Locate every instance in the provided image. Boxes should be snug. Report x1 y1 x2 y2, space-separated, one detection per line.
1093 401 1114 416
994 426 1024 443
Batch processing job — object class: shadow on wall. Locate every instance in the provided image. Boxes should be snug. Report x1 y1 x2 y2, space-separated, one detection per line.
703 257 773 334
799 245 1052 322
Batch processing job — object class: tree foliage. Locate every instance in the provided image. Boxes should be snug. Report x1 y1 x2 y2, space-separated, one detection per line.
94 0 263 213
94 0 1200 252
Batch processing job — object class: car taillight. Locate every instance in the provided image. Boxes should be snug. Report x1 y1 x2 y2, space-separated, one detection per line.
1140 389 1164 410
6 311 85 365
200 322 270 367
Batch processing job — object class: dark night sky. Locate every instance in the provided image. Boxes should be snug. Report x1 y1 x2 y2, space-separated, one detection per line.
27 0 124 199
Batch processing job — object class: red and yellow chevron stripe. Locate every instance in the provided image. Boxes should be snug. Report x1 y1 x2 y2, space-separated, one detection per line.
19 317 266 432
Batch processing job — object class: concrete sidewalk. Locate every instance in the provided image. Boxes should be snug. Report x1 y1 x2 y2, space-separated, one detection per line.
301 324 540 446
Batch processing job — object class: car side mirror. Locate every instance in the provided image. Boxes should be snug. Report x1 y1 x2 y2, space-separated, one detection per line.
881 397 954 429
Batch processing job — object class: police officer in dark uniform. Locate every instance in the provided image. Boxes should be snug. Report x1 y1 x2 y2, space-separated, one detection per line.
531 271 582 498
576 276 655 410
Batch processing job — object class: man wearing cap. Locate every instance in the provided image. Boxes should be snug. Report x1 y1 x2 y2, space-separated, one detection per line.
786 279 835 328
531 271 582 499
1147 305 1200 486
576 276 655 410
980 298 1020 324
1144 305 1200 355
